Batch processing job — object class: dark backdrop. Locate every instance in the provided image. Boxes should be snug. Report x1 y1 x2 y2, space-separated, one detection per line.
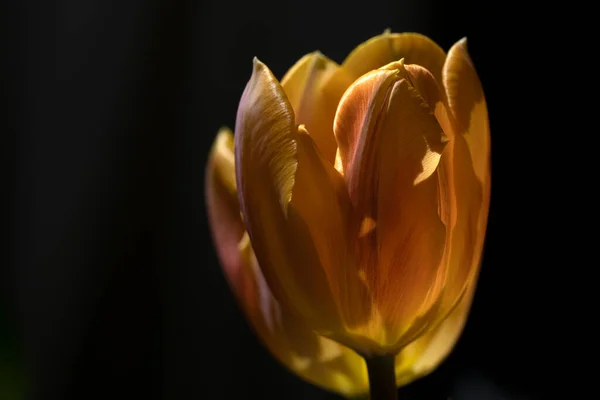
0 1 561 399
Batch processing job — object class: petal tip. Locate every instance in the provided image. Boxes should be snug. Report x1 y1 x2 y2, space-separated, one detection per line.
453 37 470 56
455 37 469 54
216 125 233 138
252 56 265 71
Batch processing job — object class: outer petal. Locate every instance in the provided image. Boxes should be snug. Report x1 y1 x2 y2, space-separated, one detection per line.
394 281 477 385
205 128 369 397
205 128 246 290
333 66 448 352
444 38 490 187
234 58 366 335
343 32 447 83
280 52 341 163
440 38 491 304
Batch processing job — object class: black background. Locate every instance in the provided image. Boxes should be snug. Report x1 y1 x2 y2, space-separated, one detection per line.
0 1 570 399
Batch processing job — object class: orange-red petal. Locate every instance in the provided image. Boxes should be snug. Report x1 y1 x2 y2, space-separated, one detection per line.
333 65 448 350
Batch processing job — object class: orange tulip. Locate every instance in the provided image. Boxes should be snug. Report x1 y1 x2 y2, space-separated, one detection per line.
206 31 490 397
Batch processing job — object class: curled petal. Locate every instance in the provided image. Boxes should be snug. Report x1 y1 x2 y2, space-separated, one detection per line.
235 58 362 334
321 32 447 133
281 52 341 163
333 65 448 351
334 68 399 177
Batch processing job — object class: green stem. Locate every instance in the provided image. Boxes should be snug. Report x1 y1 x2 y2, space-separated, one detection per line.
364 355 398 400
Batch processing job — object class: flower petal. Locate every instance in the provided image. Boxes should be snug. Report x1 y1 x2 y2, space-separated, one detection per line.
333 66 448 350
441 38 491 303
291 129 372 330
400 63 454 231
280 52 341 163
398 61 486 328
205 130 370 397
375 79 448 346
320 32 447 138
443 38 490 187
239 238 370 397
235 58 363 334
205 127 246 288
205 130 282 349
342 32 447 85
334 68 399 177
394 281 477 385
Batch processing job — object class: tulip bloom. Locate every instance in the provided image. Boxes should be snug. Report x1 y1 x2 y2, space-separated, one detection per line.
206 32 490 397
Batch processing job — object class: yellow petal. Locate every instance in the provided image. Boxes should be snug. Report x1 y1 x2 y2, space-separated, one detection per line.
394 281 477 385
333 65 448 351
205 130 370 396
239 238 370 397
439 38 491 305
205 128 475 392
234 58 362 334
280 52 340 163
320 33 447 132
205 127 246 286
342 32 447 86
443 38 490 187
291 129 372 331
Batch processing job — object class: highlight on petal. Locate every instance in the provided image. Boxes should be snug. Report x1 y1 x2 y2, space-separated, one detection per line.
333 63 449 352
234 58 366 335
281 52 341 163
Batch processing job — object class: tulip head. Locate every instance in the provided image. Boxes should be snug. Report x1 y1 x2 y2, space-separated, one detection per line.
206 31 490 394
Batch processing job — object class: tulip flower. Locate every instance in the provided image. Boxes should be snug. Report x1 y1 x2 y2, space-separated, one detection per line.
206 31 490 399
